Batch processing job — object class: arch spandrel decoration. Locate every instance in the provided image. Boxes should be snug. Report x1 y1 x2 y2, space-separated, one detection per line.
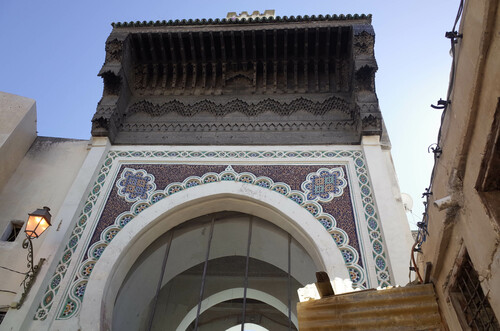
33 149 391 322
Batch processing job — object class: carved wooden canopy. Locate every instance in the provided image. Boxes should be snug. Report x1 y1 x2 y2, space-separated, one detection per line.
92 15 382 145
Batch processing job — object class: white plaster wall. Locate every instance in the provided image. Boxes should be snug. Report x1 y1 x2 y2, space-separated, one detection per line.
0 91 37 193
362 136 414 285
0 137 89 309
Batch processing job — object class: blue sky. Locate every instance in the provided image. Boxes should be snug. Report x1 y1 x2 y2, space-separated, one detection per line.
0 0 460 227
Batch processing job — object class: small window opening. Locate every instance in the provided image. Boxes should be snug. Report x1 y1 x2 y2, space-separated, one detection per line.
476 99 500 225
0 310 6 325
1 221 24 242
450 252 500 330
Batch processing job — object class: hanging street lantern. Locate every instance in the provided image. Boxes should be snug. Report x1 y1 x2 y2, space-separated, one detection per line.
25 207 52 239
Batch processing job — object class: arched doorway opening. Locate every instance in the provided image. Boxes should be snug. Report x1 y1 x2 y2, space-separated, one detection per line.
113 212 311 330
80 182 351 330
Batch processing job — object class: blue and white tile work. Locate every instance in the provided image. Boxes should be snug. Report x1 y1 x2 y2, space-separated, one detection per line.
33 148 392 321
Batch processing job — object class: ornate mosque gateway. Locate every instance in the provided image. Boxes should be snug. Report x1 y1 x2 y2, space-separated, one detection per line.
1 11 413 331
92 12 382 145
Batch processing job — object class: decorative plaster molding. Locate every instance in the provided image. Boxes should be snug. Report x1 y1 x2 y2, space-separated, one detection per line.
128 96 352 117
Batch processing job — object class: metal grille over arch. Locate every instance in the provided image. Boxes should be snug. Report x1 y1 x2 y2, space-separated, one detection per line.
80 181 351 330
114 213 305 330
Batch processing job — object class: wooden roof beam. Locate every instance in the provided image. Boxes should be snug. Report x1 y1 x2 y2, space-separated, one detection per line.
241 31 247 70
335 27 342 92
199 32 206 63
251 30 257 91
136 33 149 63
136 34 149 90
304 28 309 91
345 27 352 92
293 28 298 92
262 30 267 91
178 32 187 63
314 28 320 92
283 29 288 90
177 32 187 89
148 33 158 90
251 30 257 62
159 34 168 62
199 32 207 89
209 32 216 91
159 34 168 90
336 27 342 59
189 32 197 89
219 31 226 62
168 33 178 88
148 33 158 63
219 31 227 87
230 31 237 70
189 32 197 62
324 27 331 91
168 33 177 63
273 29 278 92
209 32 216 62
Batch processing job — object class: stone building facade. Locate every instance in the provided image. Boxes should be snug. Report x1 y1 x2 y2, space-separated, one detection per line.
415 0 500 330
0 13 413 330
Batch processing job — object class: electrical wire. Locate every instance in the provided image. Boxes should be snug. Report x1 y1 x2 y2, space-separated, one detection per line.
410 0 464 283
0 265 26 275
0 290 17 295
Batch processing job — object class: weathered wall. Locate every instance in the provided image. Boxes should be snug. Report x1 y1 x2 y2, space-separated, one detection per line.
418 0 500 329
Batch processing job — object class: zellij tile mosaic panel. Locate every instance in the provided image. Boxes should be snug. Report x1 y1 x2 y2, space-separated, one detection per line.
33 149 391 321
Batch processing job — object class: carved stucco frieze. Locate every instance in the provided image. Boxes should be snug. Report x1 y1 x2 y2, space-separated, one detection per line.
351 24 380 136
352 24 375 57
91 103 127 140
358 103 382 135
361 114 382 135
128 96 352 118
91 105 116 132
355 65 376 92
102 72 122 96
353 31 375 56
120 119 358 133
105 39 124 62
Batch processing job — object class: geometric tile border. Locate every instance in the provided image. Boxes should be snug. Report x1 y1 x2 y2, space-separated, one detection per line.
34 149 391 321
33 156 114 321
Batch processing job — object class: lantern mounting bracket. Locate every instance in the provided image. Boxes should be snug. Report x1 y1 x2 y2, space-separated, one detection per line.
0 207 52 309
11 237 45 309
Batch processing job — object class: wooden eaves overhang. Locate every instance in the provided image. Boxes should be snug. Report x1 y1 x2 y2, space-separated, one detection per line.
92 14 382 145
